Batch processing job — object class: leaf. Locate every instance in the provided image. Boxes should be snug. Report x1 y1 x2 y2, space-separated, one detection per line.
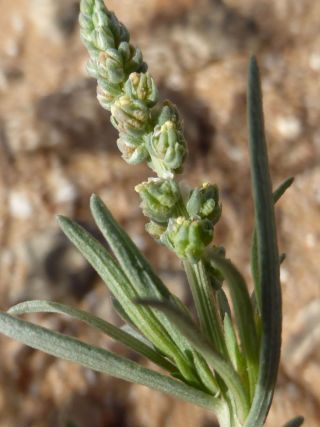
183 260 227 356
208 255 259 399
0 312 220 412
251 176 294 309
136 299 250 422
57 215 196 383
217 288 232 319
90 194 171 299
273 177 294 204
223 314 249 393
245 56 282 427
90 194 192 354
8 300 175 371
89 195 206 383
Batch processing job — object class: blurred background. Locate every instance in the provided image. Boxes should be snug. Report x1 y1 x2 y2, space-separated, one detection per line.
0 0 320 426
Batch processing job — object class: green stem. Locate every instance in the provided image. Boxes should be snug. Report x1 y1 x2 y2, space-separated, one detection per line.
183 260 227 357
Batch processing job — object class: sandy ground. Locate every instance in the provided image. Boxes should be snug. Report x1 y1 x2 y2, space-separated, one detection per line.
0 0 320 426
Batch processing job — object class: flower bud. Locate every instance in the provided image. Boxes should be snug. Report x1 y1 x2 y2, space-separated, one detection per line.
94 42 146 85
97 78 122 110
117 134 149 165
92 8 129 47
147 121 186 174
135 178 180 223
124 73 158 107
161 217 213 262
80 0 129 58
154 101 180 126
186 183 221 224
145 221 167 241
111 95 150 136
93 27 116 52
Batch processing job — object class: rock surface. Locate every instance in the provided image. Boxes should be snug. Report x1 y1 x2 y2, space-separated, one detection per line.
0 0 319 426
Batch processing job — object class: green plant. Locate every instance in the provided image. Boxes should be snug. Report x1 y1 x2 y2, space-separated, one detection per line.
0 1 304 426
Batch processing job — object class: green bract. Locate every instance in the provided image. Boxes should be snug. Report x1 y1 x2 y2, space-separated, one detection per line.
0 2 303 427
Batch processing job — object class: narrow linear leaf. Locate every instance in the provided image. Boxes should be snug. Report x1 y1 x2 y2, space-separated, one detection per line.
136 299 250 422
251 176 294 309
57 215 196 383
273 177 294 204
223 314 249 393
245 56 281 427
0 312 221 412
217 288 232 319
90 194 193 354
8 300 175 372
90 194 171 299
183 260 227 357
192 352 220 395
209 255 259 399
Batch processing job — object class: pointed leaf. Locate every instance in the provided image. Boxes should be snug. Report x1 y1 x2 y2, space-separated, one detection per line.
9 300 175 371
57 215 195 383
0 312 220 412
183 260 227 357
251 176 294 310
89 195 207 384
245 56 281 427
136 299 250 422
90 194 193 354
208 254 259 399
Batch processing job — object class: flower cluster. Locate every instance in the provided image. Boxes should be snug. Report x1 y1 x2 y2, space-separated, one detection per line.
79 0 220 262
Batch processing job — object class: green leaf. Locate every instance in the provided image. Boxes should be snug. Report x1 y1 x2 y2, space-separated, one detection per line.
8 300 175 372
245 56 281 427
217 288 232 319
89 195 202 383
0 312 220 412
223 314 249 393
251 176 294 310
208 255 259 399
273 177 294 204
57 215 196 383
136 299 250 423
183 260 227 357
90 194 170 299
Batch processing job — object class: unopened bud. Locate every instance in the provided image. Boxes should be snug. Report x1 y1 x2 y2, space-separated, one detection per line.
148 121 186 174
125 72 158 107
135 178 180 223
161 217 213 262
186 183 221 224
111 95 150 136
117 134 149 165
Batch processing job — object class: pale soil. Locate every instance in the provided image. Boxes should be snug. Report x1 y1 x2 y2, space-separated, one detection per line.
0 1 319 426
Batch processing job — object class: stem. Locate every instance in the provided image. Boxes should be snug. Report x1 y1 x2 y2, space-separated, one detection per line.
183 260 227 357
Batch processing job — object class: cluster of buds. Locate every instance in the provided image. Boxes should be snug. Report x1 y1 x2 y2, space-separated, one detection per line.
136 180 221 262
80 0 221 262
79 0 186 177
